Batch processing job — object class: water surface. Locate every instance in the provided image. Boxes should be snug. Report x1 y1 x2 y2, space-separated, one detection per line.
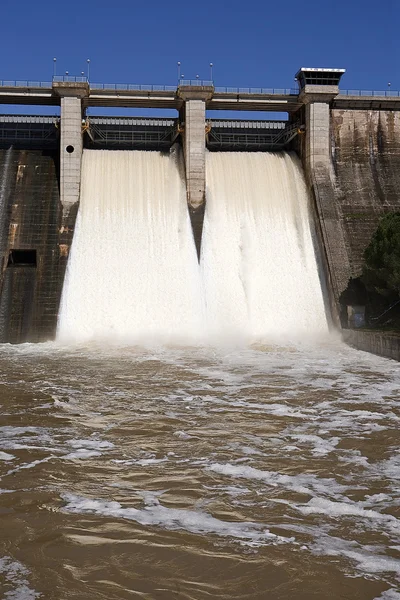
0 339 399 599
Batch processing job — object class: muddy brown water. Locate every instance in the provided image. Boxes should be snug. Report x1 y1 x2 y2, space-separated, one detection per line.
0 338 399 599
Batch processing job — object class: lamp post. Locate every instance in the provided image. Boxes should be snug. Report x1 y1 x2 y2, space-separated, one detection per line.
87 59 91 81
210 62 213 83
177 61 181 82
53 58 57 78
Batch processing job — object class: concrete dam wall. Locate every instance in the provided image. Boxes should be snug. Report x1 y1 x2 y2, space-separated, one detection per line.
0 148 76 343
300 104 400 323
331 109 400 279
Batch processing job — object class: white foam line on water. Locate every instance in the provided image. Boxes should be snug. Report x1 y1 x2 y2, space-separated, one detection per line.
67 439 114 450
0 556 41 599
61 492 295 547
375 589 400 599
308 532 400 577
0 451 15 461
276 496 400 536
206 463 349 497
3 457 54 479
63 450 102 460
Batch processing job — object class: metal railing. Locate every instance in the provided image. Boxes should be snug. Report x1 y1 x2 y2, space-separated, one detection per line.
0 80 52 88
214 87 299 95
90 83 176 92
53 76 88 83
0 78 399 98
178 79 213 87
339 89 400 97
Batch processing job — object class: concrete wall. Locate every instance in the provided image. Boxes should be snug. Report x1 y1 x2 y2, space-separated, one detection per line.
331 110 400 278
343 329 400 362
303 107 400 311
182 99 207 258
0 148 76 343
59 96 83 210
302 101 350 316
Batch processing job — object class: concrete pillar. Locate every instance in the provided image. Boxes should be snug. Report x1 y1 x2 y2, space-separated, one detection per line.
301 87 351 321
52 82 89 310
53 82 89 212
178 86 213 259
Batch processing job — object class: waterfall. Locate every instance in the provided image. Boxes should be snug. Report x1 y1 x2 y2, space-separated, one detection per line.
201 151 328 339
58 149 328 344
57 149 204 343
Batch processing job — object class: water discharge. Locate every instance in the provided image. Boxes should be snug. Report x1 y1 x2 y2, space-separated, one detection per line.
57 149 203 344
58 149 328 343
203 151 328 338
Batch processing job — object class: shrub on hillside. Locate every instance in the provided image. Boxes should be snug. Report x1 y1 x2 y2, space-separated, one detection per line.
362 212 400 299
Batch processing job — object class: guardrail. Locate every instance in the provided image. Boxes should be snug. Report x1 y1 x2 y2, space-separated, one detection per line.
179 79 213 87
0 80 52 88
53 76 87 83
339 89 400 97
90 83 177 91
214 87 299 95
0 79 399 98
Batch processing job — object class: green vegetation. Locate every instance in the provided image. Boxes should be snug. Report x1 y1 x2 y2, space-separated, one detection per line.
359 212 400 329
362 212 400 299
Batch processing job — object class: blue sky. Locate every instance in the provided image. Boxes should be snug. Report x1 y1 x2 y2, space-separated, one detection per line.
1 0 397 91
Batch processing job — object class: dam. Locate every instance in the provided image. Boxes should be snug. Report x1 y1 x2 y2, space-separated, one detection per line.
1 67 400 600
0 67 400 348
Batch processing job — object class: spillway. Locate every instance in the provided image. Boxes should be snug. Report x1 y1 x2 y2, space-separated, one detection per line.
58 149 328 344
202 151 328 339
57 149 204 343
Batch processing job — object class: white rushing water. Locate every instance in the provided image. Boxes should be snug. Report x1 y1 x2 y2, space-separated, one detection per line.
202 151 328 339
58 149 328 343
57 149 203 343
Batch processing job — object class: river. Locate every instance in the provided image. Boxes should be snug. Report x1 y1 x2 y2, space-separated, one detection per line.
0 337 399 598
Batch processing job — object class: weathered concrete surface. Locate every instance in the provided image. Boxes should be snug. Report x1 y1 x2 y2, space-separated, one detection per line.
331 110 400 278
343 329 400 362
0 149 77 343
178 87 213 259
59 96 83 211
178 87 213 209
301 99 350 322
302 105 400 322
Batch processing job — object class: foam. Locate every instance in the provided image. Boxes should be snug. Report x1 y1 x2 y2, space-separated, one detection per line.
294 497 400 534
0 556 40 599
67 439 114 450
61 492 295 547
308 533 400 577
374 592 400 600
63 450 102 460
0 451 15 461
4 457 54 479
207 462 348 497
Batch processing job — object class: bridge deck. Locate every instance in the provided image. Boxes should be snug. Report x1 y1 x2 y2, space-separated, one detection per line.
1 81 400 112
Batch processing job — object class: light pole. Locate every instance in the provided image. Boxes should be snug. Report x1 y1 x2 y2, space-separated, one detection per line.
87 59 91 81
53 57 57 78
210 62 213 82
177 61 181 82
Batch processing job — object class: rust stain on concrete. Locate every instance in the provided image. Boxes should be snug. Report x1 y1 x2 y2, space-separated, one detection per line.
59 244 69 257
